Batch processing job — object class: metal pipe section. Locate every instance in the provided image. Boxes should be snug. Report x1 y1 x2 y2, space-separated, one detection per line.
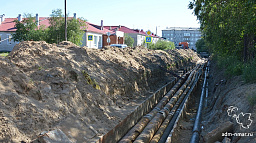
205 82 209 108
190 61 209 143
133 70 197 143
157 65 203 143
119 74 188 143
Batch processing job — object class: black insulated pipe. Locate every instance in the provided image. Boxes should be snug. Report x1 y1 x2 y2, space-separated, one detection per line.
190 61 209 143
158 66 202 143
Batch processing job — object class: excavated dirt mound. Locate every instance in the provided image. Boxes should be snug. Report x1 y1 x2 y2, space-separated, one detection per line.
0 41 200 142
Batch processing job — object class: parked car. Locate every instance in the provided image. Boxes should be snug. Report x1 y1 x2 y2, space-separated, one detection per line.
110 44 127 48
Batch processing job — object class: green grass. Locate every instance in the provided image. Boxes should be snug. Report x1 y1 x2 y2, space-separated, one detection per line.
0 52 9 57
242 60 256 83
247 93 256 106
82 70 100 90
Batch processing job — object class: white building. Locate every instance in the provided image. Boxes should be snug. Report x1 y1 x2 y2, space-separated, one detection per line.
0 14 19 51
162 27 201 50
0 14 121 51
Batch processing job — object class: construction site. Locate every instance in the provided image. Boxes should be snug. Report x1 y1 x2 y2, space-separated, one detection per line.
0 41 255 143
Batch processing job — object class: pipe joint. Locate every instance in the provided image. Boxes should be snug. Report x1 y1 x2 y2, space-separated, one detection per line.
154 107 161 111
163 107 170 112
158 111 167 118
144 114 153 120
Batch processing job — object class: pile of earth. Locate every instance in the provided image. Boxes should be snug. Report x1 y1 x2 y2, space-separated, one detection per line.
0 41 200 142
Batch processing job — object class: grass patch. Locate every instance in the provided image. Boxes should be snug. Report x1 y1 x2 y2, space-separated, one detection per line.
0 52 9 57
216 55 243 77
247 93 256 106
243 59 256 83
215 55 256 83
82 70 100 90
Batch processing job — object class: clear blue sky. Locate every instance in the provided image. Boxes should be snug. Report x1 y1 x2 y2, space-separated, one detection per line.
1 0 199 36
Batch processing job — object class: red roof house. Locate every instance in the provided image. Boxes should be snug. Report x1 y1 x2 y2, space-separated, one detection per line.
0 14 123 50
104 26 161 47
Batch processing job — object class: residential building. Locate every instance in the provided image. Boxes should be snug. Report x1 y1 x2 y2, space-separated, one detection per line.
104 26 161 47
135 29 160 44
0 14 20 51
102 30 124 47
85 21 124 48
104 26 146 47
0 14 51 52
83 21 115 48
162 27 201 50
0 13 124 51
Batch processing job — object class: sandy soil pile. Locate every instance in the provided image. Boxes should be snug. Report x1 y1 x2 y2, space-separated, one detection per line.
0 41 200 142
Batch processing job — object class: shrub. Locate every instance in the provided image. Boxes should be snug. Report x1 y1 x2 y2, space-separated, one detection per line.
147 40 175 50
247 93 256 106
215 55 243 77
243 59 256 83
124 34 134 47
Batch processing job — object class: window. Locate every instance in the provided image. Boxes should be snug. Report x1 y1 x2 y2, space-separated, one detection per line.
0 34 2 44
7 34 12 45
98 36 102 48
167 34 170 37
184 33 190 36
94 36 98 47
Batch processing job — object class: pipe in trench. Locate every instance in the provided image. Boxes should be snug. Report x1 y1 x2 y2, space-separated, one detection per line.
118 73 188 143
190 61 209 143
205 82 208 108
133 70 197 143
156 65 203 143
151 70 201 143
118 65 201 143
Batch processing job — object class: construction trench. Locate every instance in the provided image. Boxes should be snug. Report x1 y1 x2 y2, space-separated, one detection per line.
96 60 209 143
2 42 255 143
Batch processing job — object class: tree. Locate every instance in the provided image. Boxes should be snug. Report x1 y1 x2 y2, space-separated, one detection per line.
196 38 207 52
12 13 44 42
124 34 134 47
189 0 256 61
155 40 175 50
189 0 256 80
147 40 175 50
47 9 86 45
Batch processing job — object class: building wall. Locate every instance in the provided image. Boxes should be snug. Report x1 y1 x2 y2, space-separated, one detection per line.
102 35 124 47
127 33 145 47
115 31 124 37
162 27 201 50
137 35 146 46
127 33 138 47
82 32 102 49
152 37 159 44
0 32 19 52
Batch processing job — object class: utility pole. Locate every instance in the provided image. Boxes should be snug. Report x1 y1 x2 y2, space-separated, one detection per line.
156 26 160 35
64 0 67 41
